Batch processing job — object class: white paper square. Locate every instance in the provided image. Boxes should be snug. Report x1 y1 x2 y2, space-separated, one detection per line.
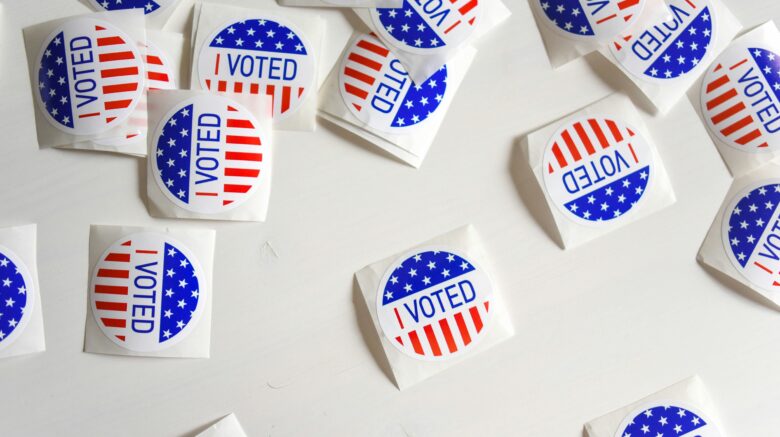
196 413 248 437
84 224 215 358
80 0 182 29
0 224 46 359
355 225 514 390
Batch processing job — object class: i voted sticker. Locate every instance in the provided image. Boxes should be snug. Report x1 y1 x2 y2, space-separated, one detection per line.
151 94 268 214
197 17 315 121
36 18 144 136
610 0 715 81
377 248 493 361
90 232 206 352
615 403 723 437
0 246 35 351
340 34 448 133
722 180 780 294
537 0 647 42
701 44 780 151
543 116 653 224
96 41 177 148
370 0 482 54
88 0 177 15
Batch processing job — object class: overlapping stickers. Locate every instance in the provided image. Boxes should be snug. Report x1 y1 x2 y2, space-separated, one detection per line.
355 225 514 389
585 376 726 437
698 163 780 307
319 32 475 168
353 0 510 83
0 225 45 359
602 0 741 114
85 0 182 29
530 0 671 68
699 21 780 176
522 93 675 249
146 90 273 221
189 3 324 131
22 10 148 148
84 225 214 358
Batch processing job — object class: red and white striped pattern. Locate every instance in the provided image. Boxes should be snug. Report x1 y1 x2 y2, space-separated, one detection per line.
596 0 642 25
547 118 637 174
92 239 138 343
341 35 391 113
442 0 479 34
393 301 490 358
703 61 768 149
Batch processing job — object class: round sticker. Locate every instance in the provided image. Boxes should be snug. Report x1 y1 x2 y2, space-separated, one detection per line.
90 232 207 352
722 180 780 294
701 43 780 152
609 0 715 82
36 17 144 135
615 403 723 437
339 33 448 133
151 94 268 214
370 0 482 55
88 0 177 15
542 116 654 224
197 17 315 121
95 41 178 148
376 247 493 361
536 0 647 42
0 246 35 351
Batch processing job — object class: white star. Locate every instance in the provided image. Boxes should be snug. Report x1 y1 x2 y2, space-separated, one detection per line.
177 299 186 308
441 269 450 277
179 279 188 288
163 329 172 338
1 278 10 287
4 298 14 307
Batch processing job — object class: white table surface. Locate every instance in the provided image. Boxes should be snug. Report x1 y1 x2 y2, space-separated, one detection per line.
1 0 779 435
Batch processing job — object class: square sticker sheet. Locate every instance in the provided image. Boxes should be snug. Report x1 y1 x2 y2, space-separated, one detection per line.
529 0 671 68
352 0 510 84
68 29 186 157
145 89 273 222
698 163 780 308
22 10 149 148
600 0 741 114
83 225 215 358
522 93 676 249
585 376 727 437
696 21 780 177
0 224 45 359
81 0 182 29
318 32 476 168
355 225 514 390
189 2 325 131
195 413 248 437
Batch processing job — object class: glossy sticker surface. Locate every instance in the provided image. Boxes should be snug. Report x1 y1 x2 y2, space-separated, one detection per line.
0 246 35 351
537 0 647 42
615 403 723 437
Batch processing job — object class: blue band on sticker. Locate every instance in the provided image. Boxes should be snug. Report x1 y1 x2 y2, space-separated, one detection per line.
93 0 163 14
619 405 707 437
0 252 29 346
563 165 650 221
725 183 780 273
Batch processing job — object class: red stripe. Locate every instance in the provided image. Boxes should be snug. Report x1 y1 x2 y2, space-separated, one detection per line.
234 82 243 93
730 59 748 70
561 130 582 162
707 89 738 110
551 143 567 168
627 143 639 164
617 0 639 10
685 0 696 8
711 102 746 125
215 53 220 75
101 67 139 78
344 67 376 85
225 151 263 162
226 135 261 146
736 129 762 145
469 306 483 333
95 285 128 295
605 119 623 143
102 83 138 94
146 55 163 65
79 112 100 119
223 184 252 193
195 192 218 197
408 330 424 355
97 36 124 47
344 84 369 100
573 122 595 155
356 39 390 57
596 13 617 24
225 168 260 177
721 116 754 136
394 307 404 329
101 318 126 328
443 20 461 34
439 319 458 353
266 85 275 111
135 250 157 254
96 301 127 312
104 253 130 262
458 0 477 15
454 312 472 346
348 53 382 71
281 86 291 113
97 269 128 279
104 100 132 110
423 324 442 356
706 75 730 93
218 81 227 92
227 119 254 129
98 51 134 62
250 83 259 94
147 71 169 82
755 261 773 274
588 119 610 149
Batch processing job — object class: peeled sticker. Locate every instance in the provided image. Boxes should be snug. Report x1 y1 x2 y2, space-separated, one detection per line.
36 17 144 136
90 232 206 352
370 0 481 54
536 0 647 42
96 41 177 148
340 33 448 133
0 246 34 351
610 0 715 81
543 116 653 224
151 94 268 214
88 0 177 15
722 180 780 294
701 43 780 151
197 17 315 120
615 403 723 437
377 248 493 361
